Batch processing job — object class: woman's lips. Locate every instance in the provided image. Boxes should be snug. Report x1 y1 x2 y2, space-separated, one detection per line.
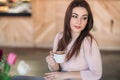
74 26 81 29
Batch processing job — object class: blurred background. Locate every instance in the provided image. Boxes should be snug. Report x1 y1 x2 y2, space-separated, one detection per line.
0 0 120 80
0 0 31 16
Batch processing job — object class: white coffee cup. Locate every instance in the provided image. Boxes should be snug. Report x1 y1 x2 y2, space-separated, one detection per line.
53 51 66 63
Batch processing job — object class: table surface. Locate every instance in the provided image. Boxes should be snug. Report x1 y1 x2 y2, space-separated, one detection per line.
12 76 45 80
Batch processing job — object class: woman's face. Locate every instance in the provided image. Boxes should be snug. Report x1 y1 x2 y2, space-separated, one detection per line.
70 7 88 34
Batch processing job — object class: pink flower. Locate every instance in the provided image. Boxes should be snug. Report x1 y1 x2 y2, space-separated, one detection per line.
7 52 17 66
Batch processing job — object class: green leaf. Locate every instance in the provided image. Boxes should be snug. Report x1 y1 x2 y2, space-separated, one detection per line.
4 61 10 74
0 62 2 66
0 71 4 80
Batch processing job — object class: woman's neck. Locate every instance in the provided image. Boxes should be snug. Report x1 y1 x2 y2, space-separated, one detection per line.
71 32 80 40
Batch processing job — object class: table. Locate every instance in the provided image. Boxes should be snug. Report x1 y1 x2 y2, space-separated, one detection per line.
12 76 45 80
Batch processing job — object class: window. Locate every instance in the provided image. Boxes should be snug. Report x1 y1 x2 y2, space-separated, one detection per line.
0 0 31 16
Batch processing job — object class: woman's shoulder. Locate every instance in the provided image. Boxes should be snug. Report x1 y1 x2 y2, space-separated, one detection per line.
56 32 63 36
84 35 96 45
55 32 63 39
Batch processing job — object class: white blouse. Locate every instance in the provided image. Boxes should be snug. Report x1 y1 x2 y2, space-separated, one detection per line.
52 32 102 80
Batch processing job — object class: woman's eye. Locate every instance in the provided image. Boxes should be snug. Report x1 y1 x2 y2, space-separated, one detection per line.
72 15 77 18
82 17 88 20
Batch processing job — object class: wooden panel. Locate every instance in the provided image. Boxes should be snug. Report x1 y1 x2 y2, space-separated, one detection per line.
0 17 33 47
55 0 71 32
0 0 120 50
88 0 120 50
32 0 57 48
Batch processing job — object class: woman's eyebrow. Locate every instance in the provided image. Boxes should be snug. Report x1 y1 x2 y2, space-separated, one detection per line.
72 13 88 16
82 14 88 16
72 13 78 16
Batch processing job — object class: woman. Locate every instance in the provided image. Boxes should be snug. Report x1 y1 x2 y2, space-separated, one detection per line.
45 0 102 80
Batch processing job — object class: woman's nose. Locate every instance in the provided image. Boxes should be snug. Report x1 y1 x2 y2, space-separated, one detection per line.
77 19 81 25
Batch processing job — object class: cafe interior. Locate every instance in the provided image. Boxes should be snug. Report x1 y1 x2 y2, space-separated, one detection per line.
0 0 120 80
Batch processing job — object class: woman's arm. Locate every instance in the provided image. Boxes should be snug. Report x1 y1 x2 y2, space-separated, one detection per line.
80 38 102 80
64 71 82 79
45 71 82 80
46 53 60 71
46 32 62 71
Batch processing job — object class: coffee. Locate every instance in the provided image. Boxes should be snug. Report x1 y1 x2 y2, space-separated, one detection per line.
55 51 65 55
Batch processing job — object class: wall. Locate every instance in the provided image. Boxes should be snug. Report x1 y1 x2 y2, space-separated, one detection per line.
0 0 120 50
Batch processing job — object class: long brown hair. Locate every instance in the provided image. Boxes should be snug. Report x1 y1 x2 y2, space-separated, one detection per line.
57 0 93 61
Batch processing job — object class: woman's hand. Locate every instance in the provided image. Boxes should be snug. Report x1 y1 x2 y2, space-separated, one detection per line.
46 51 59 71
44 71 82 80
45 72 66 80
